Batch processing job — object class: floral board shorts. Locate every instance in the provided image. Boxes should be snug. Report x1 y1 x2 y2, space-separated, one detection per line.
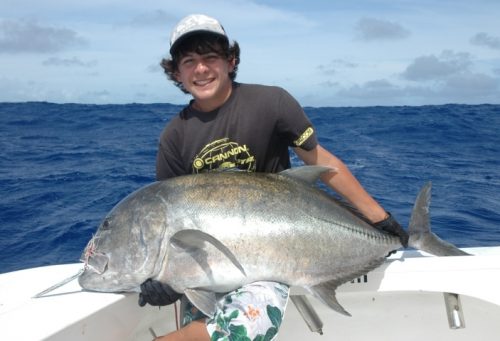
182 281 290 341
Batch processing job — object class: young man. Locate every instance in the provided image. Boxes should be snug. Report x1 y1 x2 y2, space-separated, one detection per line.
139 14 408 341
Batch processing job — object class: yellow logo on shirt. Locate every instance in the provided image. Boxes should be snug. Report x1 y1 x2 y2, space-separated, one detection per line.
294 127 314 147
192 138 256 173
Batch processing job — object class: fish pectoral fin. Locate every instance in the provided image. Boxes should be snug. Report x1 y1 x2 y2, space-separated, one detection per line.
309 281 351 317
170 229 247 276
184 288 219 317
280 166 337 185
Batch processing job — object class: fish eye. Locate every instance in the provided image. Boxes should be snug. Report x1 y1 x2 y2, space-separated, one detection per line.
101 218 111 230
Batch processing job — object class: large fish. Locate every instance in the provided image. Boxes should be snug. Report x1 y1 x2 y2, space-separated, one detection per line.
78 166 468 316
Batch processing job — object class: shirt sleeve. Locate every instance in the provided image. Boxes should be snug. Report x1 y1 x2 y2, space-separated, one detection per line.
275 88 318 151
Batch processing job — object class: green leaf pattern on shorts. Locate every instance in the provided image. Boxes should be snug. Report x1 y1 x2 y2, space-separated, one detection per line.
210 304 283 341
205 282 288 341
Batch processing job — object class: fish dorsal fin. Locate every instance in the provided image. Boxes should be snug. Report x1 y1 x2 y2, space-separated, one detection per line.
280 166 337 185
309 281 351 316
170 229 247 276
184 288 219 317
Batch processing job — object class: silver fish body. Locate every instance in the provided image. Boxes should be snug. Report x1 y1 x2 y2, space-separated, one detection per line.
78 166 466 315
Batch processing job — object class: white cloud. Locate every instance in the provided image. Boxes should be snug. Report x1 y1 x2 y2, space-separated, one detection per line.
317 59 358 75
319 80 341 88
443 72 498 96
327 74 498 106
470 32 500 50
0 76 73 102
42 57 97 67
354 18 410 41
401 51 472 82
328 79 432 106
0 19 87 53
338 79 400 98
79 90 111 103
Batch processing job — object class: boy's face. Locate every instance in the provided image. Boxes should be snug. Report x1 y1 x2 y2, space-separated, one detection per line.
175 51 235 111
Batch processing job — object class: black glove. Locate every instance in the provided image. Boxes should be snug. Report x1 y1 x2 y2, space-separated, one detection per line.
138 279 182 307
373 212 409 247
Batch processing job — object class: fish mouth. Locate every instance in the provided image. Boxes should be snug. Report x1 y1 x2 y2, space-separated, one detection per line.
80 234 109 275
83 253 109 274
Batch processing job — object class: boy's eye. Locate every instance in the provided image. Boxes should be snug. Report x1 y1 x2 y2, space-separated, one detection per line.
179 53 220 67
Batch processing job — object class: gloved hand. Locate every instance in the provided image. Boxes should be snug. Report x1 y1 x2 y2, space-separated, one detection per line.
138 279 182 307
373 212 409 247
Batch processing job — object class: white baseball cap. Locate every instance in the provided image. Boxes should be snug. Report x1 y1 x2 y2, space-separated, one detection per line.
170 14 228 55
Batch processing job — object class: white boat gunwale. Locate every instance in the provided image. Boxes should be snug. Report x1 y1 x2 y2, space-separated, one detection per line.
1 246 499 340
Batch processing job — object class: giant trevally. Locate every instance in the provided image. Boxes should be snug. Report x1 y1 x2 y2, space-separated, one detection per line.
78 166 468 316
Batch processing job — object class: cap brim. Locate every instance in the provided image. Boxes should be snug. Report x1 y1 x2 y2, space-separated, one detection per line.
170 30 228 55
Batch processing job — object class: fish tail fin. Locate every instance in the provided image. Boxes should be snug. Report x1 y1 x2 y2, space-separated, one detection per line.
408 182 469 256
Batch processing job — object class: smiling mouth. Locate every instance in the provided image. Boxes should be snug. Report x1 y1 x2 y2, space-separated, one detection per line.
194 78 214 86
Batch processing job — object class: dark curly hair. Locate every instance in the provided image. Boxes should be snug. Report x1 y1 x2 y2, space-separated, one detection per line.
161 33 240 94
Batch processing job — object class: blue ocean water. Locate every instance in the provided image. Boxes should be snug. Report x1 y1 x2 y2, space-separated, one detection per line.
1 102 499 274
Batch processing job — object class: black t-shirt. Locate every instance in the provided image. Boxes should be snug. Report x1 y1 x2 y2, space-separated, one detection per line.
156 83 318 180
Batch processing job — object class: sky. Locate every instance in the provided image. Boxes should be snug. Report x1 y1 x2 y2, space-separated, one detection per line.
1 0 499 107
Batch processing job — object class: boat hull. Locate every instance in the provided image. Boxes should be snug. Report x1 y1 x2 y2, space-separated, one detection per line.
1 247 499 340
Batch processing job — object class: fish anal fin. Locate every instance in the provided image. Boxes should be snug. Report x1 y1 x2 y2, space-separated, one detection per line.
309 281 351 317
184 288 218 317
